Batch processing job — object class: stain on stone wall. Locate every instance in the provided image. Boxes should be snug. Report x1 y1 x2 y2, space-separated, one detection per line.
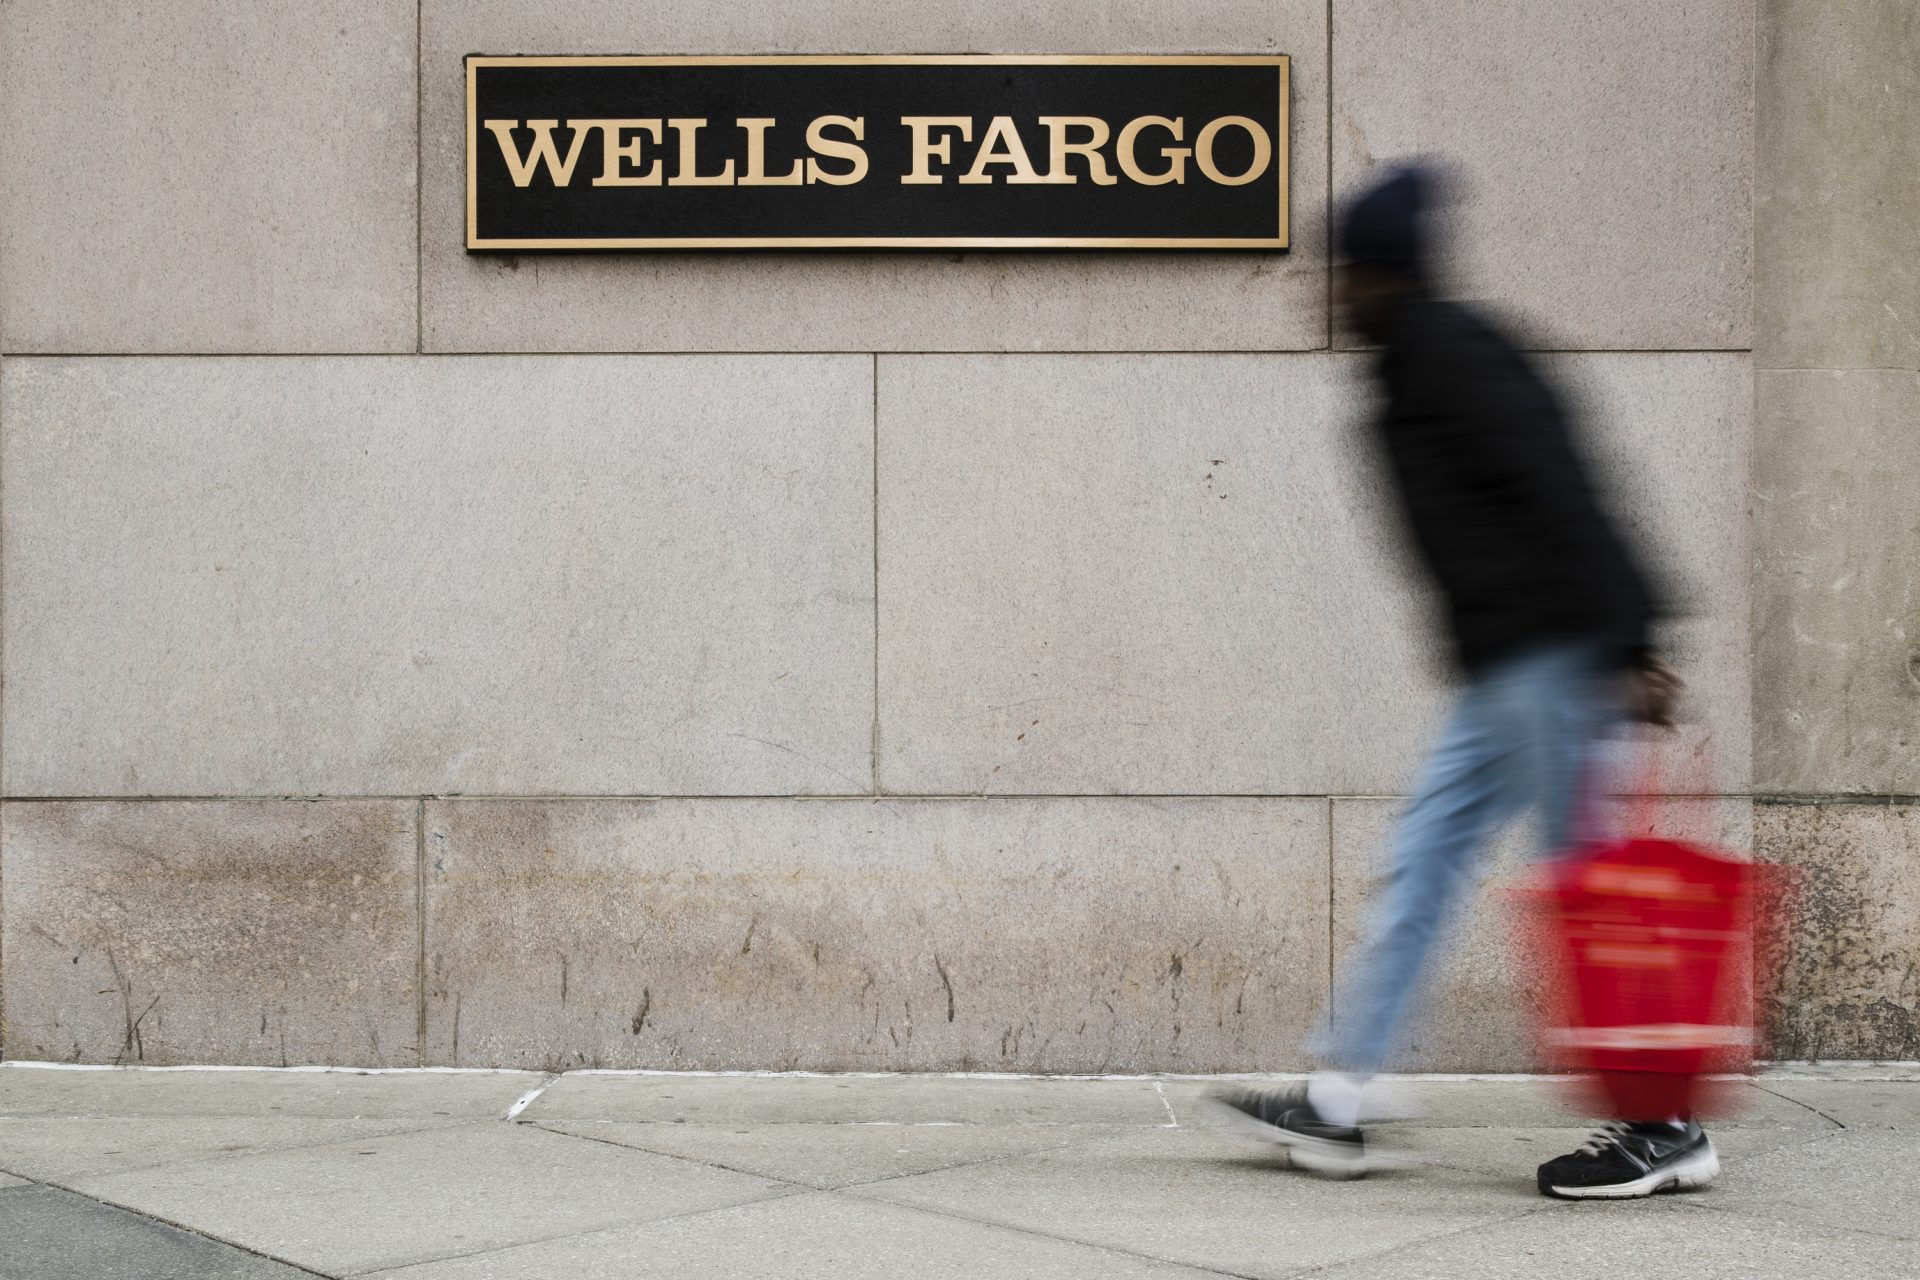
1758 802 1920 1061
420 797 1331 1073
0 801 418 1066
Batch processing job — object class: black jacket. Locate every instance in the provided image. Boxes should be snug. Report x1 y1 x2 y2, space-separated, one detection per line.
1371 297 1660 675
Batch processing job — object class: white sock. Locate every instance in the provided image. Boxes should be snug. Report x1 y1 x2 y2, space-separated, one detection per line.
1307 1071 1366 1129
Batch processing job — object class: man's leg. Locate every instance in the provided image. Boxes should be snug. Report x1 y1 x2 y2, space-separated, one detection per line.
1315 682 1532 1082
1514 646 1724 1198
1203 665 1536 1173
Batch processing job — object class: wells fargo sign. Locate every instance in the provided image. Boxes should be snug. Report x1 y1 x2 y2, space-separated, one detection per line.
465 56 1290 250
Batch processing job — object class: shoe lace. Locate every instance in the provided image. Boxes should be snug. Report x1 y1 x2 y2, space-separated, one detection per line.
1575 1121 1630 1157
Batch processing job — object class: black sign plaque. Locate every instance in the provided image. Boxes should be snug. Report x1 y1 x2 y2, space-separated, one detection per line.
466 55 1289 251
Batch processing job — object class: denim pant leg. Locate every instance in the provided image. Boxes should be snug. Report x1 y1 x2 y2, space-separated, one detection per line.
1315 641 1615 1076
1316 682 1531 1075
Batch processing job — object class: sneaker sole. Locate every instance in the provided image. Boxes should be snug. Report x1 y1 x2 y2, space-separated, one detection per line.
1543 1144 1720 1200
1196 1095 1367 1180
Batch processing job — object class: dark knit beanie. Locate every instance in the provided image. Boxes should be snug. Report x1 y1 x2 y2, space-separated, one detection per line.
1335 165 1433 274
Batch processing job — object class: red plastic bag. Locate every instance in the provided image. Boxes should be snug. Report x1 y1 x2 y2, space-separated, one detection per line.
1538 833 1761 1120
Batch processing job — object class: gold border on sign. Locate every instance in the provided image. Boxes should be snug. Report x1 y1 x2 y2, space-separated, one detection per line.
464 54 1290 251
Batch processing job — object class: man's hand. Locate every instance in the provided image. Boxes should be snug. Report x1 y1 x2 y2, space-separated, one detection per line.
1624 654 1683 727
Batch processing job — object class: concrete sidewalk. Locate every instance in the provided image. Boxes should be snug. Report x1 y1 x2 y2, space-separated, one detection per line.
1 1065 1916 1280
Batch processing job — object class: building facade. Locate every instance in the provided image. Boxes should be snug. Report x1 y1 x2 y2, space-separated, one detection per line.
0 1 1912 1070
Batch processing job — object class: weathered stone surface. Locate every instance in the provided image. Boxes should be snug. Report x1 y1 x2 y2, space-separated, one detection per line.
1550 355 1753 797
1332 0 1753 350
1757 2 1920 371
0 802 418 1067
0 356 873 796
420 2 1327 352
427 0 1297 96
877 353 1750 795
0 2 415 353
1758 802 1920 1062
1753 370 1920 795
1331 798 1754 1073
423 797 1328 1071
69 1122 786 1276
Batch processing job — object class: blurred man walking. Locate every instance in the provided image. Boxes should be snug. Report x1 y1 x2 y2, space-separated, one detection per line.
1205 166 1712 1199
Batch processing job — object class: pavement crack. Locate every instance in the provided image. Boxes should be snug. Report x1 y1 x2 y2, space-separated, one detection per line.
522 1120 822 1193
343 1186 815 1277
23 1181 343 1279
1749 1082 1847 1129
1665 1194 1917 1244
837 1128 1131 1194
832 1191 1269 1280
1287 1202 1554 1277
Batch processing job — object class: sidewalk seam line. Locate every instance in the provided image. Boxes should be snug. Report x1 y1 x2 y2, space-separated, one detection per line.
523 1121 820 1192
1288 1204 1553 1278
835 1188 1267 1280
837 1129 1142 1194
334 1185 814 1276
1665 1192 1918 1244
527 1118 1131 1201
1749 1080 1848 1128
12 1180 343 1279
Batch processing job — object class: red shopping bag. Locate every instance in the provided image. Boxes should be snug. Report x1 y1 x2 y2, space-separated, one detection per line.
1538 833 1762 1120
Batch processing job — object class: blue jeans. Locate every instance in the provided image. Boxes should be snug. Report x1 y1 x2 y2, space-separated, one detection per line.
1316 639 1622 1075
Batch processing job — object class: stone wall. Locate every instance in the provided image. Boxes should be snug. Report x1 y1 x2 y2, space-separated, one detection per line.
0 1 1892 1071
1750 0 1920 1061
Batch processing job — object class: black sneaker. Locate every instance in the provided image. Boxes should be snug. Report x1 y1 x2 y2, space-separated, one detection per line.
1537 1121 1719 1199
1200 1086 1367 1178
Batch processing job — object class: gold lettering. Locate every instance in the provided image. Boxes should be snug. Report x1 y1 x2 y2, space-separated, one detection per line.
805 115 869 185
580 119 664 187
900 116 972 185
484 119 592 187
739 118 804 186
1194 116 1273 186
667 118 736 186
959 116 1045 185
1116 116 1189 186
1037 116 1118 186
